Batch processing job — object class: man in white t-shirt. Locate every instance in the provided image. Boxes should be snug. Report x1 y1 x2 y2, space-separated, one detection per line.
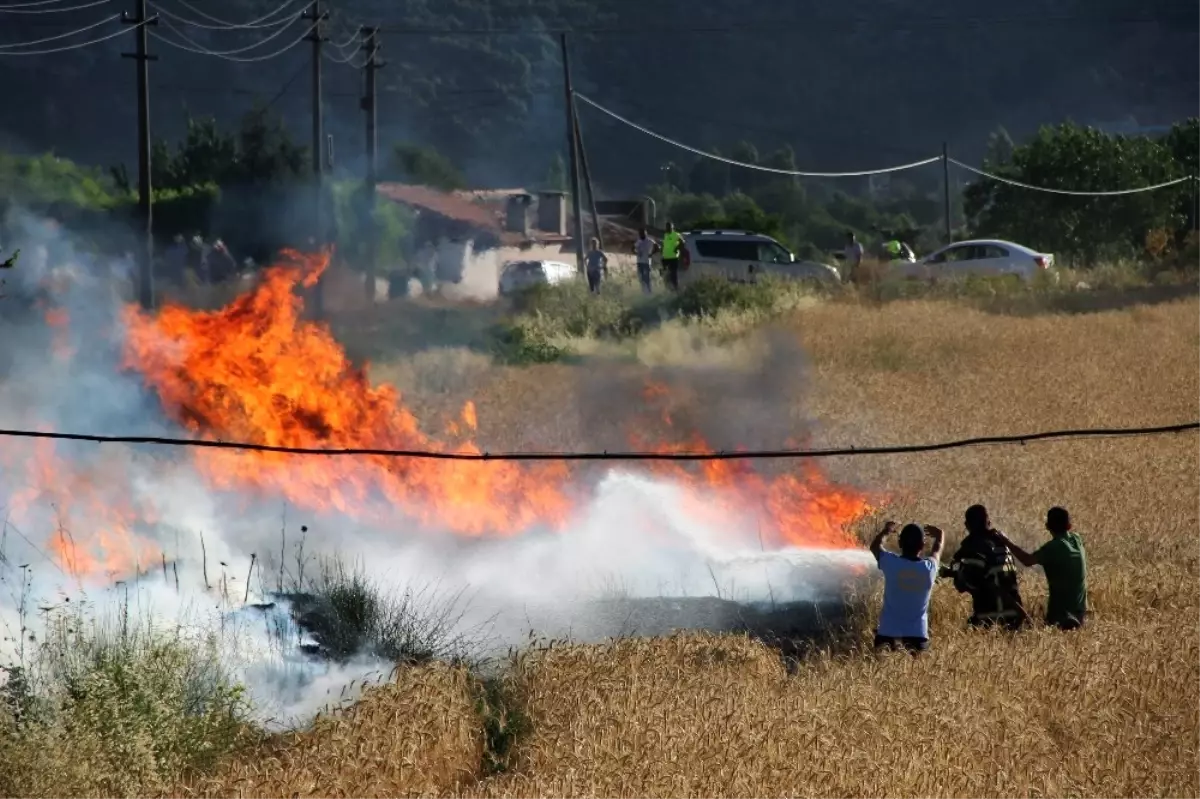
869 520 944 654
633 228 658 293
843 231 864 283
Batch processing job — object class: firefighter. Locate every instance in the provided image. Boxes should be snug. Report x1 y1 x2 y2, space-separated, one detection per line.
942 504 1030 631
660 221 683 291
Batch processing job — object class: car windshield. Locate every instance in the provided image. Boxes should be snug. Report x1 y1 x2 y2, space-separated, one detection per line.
503 261 542 277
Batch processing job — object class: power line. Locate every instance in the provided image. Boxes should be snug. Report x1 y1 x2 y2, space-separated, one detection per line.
0 17 144 54
153 12 301 56
149 18 317 62
576 93 943 177
0 10 117 47
0 0 110 13
373 12 1196 36
949 158 1197 196
0 421 1193 462
147 0 293 31
150 0 299 29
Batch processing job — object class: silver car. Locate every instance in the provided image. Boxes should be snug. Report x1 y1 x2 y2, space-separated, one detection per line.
679 230 841 286
895 238 1057 283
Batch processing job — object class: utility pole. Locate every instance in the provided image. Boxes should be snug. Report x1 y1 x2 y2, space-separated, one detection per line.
574 113 603 251
360 26 384 301
559 32 585 273
942 141 953 245
303 0 328 317
122 0 157 310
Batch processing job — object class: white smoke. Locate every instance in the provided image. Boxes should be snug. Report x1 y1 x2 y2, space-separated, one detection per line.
0 210 872 728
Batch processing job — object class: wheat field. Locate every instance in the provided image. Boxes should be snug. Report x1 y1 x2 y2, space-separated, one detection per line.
1 289 1195 797
165 293 1200 798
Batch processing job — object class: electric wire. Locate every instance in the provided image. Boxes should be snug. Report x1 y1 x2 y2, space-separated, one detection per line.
575 93 943 177
149 18 317 62
0 422 1192 462
153 12 302 57
152 0 298 29
0 17 144 54
949 157 1197 196
0 11 117 48
0 0 109 13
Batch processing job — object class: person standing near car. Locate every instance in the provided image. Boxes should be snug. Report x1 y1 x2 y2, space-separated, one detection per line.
661 221 683 291
633 228 657 293
585 237 607 294
843 230 864 283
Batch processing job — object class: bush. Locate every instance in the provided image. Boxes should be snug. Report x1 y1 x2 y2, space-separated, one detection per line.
289 557 473 666
0 606 248 797
671 277 780 318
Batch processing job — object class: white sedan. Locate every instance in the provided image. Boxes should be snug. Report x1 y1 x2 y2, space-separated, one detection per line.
893 239 1056 283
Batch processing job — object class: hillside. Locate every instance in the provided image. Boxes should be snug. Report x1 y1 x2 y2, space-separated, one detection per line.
2 0 1196 193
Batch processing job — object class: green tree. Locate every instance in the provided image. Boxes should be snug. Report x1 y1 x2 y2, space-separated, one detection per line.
543 152 567 191
389 142 466 191
963 122 1185 264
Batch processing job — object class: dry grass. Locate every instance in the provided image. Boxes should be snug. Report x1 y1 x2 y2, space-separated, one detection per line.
3 288 1196 797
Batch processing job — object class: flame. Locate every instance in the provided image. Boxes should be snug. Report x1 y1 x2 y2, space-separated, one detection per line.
7 437 161 580
120 250 573 536
631 382 870 550
6 249 875 582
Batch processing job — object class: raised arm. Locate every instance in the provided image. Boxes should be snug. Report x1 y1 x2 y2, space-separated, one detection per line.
924 525 945 562
870 520 897 562
993 529 1037 567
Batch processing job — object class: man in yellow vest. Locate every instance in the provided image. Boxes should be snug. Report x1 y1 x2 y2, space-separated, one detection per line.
660 221 684 291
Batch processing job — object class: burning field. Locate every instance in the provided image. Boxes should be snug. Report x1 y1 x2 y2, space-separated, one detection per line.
0 245 878 698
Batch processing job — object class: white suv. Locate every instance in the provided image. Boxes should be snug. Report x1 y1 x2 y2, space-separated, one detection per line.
678 230 841 287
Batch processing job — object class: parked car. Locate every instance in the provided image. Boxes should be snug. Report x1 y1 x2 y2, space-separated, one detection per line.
498 259 578 295
893 238 1056 283
679 230 841 287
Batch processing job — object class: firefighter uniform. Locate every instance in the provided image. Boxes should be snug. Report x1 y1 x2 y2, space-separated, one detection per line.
943 531 1030 630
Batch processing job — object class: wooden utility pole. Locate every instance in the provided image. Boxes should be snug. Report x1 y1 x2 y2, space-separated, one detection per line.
360 26 384 301
942 141 953 245
122 0 157 310
559 32 585 272
574 113 603 251
303 0 328 316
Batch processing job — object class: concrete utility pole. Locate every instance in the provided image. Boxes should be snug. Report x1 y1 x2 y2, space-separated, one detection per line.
360 26 384 301
122 0 158 310
574 114 603 251
559 32 585 273
303 0 328 317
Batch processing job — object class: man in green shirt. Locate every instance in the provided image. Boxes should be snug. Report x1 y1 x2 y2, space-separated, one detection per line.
994 507 1089 630
660 221 684 291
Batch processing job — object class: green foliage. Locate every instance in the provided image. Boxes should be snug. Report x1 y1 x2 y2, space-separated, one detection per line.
0 151 121 211
692 192 791 245
0 607 247 798
543 152 568 192
145 106 308 193
390 142 467 190
331 180 413 273
670 276 779 318
963 121 1192 264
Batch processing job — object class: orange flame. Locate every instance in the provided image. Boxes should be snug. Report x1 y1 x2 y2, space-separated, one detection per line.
6 249 874 582
120 250 573 536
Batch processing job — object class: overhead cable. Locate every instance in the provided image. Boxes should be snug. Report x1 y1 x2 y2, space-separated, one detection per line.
575 93 943 177
0 17 142 54
152 0 298 29
149 19 316 62
0 0 109 12
949 158 1197 196
0 11 117 47
0 421 1193 462
153 12 301 56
